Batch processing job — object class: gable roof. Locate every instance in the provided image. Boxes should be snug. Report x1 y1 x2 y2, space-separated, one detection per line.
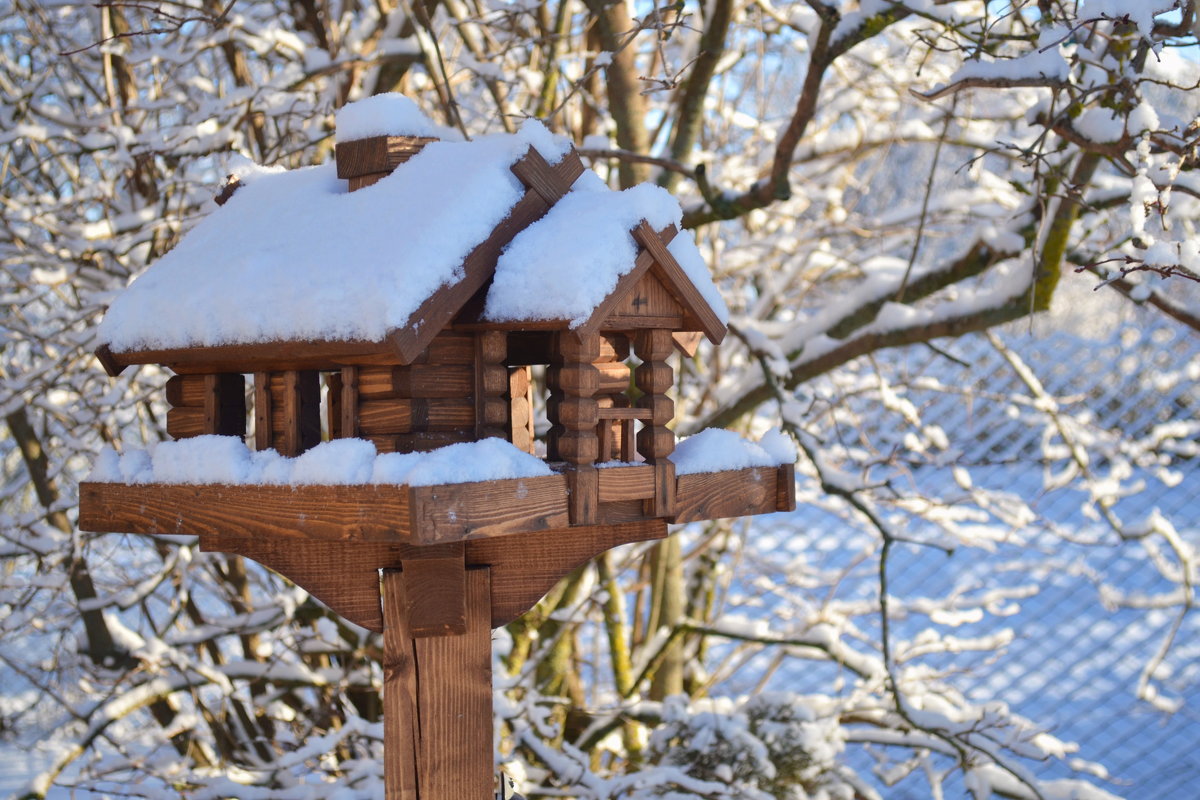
95 96 727 375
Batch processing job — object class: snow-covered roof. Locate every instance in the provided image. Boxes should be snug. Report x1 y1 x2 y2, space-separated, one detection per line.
96 94 728 361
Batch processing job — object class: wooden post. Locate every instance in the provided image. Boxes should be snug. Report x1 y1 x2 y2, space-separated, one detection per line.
552 332 601 524
383 566 493 800
475 332 508 440
634 329 676 517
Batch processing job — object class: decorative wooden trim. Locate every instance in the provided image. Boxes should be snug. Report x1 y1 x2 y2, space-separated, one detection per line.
203 533 390 631
631 222 727 345
573 244 657 340
467 520 666 626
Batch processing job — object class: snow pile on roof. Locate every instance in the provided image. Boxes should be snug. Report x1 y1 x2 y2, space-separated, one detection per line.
334 93 461 142
98 118 570 351
87 436 553 486
484 173 729 327
670 427 796 475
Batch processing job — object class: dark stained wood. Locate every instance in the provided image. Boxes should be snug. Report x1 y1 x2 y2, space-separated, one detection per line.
415 332 477 366
595 499 653 525
467 521 665 626
631 222 727 345
340 366 359 438
672 466 782 524
566 465 599 526
79 473 635 546
348 172 390 191
80 481 413 542
336 135 438 179
509 146 580 204
166 406 205 439
94 344 123 377
166 374 205 407
203 373 246 437
382 570 421 800
412 568 493 800
504 331 555 365
279 370 321 457
103 338 401 374
402 548 467 637
203 533 388 632
254 372 272 451
357 398 475 435
409 474 569 543
597 465 655 501
776 462 796 512
475 331 507 439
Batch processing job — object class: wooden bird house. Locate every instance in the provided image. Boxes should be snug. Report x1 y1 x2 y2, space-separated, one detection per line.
80 94 795 800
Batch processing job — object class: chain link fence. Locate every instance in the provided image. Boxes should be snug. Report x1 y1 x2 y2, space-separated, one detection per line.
762 311 1199 798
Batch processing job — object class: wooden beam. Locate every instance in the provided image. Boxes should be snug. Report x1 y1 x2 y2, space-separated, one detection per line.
102 338 400 374
631 222 727 345
336 135 438 179
672 466 783 524
383 570 421 800
79 475 571 545
412 568 493 800
409 475 569 543
597 465 655 501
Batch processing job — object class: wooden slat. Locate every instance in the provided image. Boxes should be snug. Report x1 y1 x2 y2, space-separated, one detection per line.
596 407 651 420
508 366 535 455
672 466 782 524
203 534 388 631
203 373 246 437
631 222 727 345
413 568 493 800
566 465 599 526
79 481 413 541
416 333 477 365
597 465 655 501
166 374 205 407
409 474 569 543
402 546 467 637
254 372 272 451
611 271 684 320
102 339 401 374
340 366 359 438
358 398 475 435
510 146 576 204
382 569 421 800
672 331 704 357
466 521 665 626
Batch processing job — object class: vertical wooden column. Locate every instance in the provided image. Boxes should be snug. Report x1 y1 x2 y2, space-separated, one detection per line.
635 329 676 517
552 332 601 524
383 566 493 800
594 335 632 462
508 366 535 454
475 332 508 440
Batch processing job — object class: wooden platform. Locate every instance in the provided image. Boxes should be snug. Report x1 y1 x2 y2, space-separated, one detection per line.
78 463 794 631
